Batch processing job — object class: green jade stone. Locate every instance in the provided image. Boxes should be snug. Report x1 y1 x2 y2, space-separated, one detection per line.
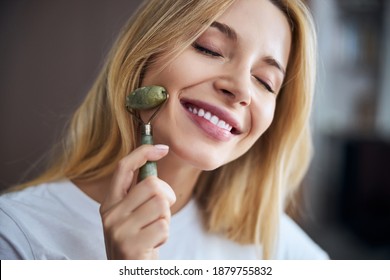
126 86 167 110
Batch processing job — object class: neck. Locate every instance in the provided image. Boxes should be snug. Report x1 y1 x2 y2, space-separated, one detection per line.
157 151 201 214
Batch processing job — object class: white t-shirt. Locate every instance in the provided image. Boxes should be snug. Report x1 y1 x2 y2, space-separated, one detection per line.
0 180 328 260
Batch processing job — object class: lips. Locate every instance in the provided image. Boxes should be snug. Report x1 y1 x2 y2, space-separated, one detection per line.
181 99 242 141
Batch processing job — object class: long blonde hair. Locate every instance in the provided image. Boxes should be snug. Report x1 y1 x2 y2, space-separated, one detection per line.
16 0 317 259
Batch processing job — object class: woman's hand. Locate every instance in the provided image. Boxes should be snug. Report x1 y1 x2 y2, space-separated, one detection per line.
99 144 176 259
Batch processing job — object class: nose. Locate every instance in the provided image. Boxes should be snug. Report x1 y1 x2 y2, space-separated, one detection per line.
213 65 252 107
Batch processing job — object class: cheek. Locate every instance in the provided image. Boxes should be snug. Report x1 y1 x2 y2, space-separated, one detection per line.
251 98 276 137
142 51 213 93
230 99 275 161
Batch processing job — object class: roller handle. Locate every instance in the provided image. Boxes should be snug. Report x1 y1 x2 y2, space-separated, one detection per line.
138 124 158 181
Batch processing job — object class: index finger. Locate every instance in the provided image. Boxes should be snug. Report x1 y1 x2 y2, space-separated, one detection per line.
100 144 169 213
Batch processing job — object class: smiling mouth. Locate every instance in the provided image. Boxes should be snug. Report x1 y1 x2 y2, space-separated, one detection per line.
182 102 241 135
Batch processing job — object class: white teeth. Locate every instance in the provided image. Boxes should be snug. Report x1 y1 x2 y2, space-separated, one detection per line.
204 111 211 121
210 115 219 125
187 106 233 132
217 120 226 128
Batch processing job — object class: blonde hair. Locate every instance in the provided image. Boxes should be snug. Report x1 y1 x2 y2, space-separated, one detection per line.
16 0 317 259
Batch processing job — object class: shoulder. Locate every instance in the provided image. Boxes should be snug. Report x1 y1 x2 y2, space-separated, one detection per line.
0 181 70 218
274 213 329 259
0 180 102 259
1 180 70 203
0 190 40 259
0 180 100 228
0 181 67 259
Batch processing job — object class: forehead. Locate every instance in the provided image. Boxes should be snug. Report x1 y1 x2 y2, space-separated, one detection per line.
215 0 291 67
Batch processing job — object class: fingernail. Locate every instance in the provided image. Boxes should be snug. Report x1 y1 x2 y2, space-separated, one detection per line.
154 144 169 150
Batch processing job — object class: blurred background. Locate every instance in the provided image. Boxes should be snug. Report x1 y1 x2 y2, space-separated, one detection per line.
0 0 389 259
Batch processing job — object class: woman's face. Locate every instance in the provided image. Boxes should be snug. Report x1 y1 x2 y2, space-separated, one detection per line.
142 0 291 170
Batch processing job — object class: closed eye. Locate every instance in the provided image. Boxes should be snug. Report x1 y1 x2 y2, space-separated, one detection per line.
254 76 275 94
192 43 222 57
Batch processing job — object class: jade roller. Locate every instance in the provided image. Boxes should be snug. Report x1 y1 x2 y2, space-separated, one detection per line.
125 85 168 181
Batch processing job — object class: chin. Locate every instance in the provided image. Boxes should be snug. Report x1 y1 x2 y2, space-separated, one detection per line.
153 118 246 171
170 140 231 171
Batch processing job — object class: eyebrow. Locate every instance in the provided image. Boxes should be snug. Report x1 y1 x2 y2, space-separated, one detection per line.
210 21 286 77
264 56 286 76
210 21 237 41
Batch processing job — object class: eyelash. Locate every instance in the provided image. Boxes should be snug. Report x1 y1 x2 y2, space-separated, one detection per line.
254 77 275 94
192 42 222 57
193 43 275 94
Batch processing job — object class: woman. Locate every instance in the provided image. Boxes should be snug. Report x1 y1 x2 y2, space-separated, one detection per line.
0 0 328 259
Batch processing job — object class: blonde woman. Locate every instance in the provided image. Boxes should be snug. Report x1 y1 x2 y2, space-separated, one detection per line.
0 0 328 259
